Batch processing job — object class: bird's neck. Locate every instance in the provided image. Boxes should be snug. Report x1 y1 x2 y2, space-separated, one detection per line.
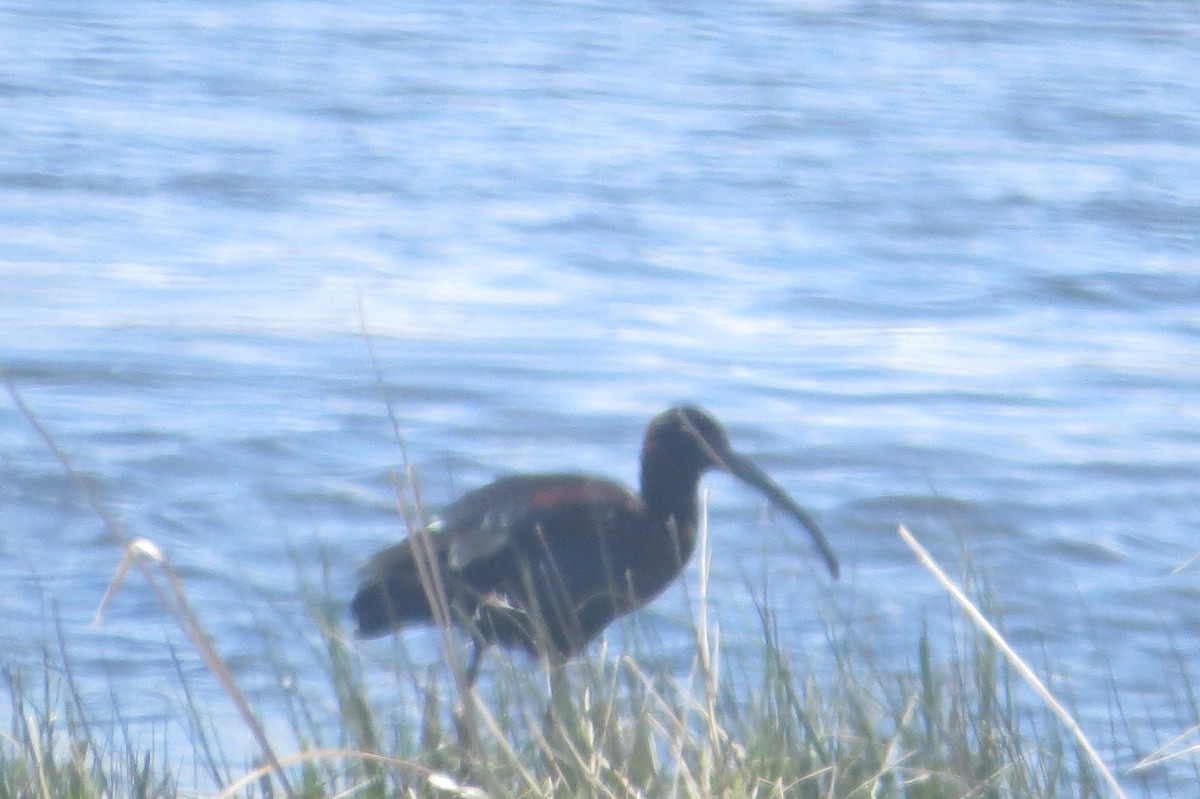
638 464 702 575
640 461 703 528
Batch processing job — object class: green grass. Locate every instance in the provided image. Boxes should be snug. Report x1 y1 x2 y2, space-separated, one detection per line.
3 532 1180 799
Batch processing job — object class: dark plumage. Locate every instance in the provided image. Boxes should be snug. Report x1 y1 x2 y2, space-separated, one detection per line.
351 405 839 682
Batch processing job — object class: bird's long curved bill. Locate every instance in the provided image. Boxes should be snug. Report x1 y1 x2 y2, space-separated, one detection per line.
725 452 840 579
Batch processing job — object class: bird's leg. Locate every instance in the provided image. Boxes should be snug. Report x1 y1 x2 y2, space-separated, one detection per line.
452 639 486 765
451 643 482 767
540 658 576 748
464 639 485 688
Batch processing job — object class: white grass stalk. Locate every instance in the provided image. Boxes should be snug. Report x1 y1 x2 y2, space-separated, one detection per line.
1131 724 1200 771
6 374 297 799
896 524 1128 799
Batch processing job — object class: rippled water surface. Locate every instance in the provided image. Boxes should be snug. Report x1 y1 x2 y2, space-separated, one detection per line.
2 1 1198 793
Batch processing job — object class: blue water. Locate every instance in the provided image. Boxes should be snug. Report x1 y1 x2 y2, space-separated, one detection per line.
2 0 1199 793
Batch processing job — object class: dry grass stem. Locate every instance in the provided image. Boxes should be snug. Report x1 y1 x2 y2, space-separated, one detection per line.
897 524 1128 799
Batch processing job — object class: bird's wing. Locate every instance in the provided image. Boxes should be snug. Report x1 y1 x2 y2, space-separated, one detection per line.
437 473 641 581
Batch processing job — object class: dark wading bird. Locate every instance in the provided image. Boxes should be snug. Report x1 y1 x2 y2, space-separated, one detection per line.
351 405 839 684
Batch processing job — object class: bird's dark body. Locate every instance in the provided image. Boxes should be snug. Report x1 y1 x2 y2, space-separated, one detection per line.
351 406 839 678
352 473 696 658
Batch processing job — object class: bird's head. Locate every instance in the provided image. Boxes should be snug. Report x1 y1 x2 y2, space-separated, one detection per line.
642 405 840 579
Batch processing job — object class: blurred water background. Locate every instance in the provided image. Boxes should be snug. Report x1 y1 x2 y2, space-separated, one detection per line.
1 1 1198 793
